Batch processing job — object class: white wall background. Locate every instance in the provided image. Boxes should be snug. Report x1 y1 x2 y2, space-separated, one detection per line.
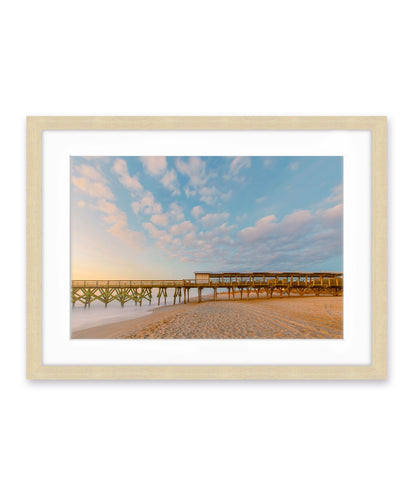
0 1 413 498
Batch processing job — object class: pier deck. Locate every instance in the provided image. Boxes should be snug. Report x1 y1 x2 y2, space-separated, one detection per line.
71 272 343 308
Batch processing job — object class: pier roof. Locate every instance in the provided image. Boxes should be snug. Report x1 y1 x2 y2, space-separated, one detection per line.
194 271 342 277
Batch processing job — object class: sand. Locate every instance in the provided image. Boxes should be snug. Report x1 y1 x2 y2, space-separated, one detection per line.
71 295 343 339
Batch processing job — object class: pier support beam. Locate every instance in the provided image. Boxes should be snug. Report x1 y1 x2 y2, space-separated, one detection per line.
157 287 168 305
173 287 182 305
198 288 202 303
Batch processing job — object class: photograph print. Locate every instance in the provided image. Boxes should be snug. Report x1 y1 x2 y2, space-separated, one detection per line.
71 155 343 339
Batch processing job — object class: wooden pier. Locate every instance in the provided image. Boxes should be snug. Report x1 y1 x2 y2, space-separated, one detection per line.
71 271 343 308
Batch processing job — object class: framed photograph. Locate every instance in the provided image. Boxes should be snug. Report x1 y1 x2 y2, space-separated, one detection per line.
27 116 387 379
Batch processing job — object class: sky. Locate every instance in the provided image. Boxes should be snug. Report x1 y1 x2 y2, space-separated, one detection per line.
70 156 343 279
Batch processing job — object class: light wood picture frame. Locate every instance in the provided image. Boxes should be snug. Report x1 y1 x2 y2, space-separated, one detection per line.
26 116 387 380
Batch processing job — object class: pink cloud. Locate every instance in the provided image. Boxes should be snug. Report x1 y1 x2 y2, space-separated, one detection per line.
278 210 313 235
151 213 169 226
201 212 229 227
239 215 278 243
170 220 194 235
161 169 180 195
131 192 162 215
140 156 167 176
72 176 114 200
112 159 142 192
320 203 343 225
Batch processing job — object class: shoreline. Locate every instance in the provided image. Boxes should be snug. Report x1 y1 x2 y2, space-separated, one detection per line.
71 295 343 340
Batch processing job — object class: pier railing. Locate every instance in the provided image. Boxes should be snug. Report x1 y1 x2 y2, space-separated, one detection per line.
72 280 184 288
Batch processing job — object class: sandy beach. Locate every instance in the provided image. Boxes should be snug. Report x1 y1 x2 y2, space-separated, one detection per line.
71 295 343 339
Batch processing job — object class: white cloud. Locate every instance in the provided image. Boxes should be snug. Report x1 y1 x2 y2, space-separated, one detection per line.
319 203 343 225
151 213 169 226
142 222 173 246
170 220 194 235
183 231 198 247
227 203 343 270
131 192 162 215
191 205 204 218
95 199 119 214
176 157 212 188
199 186 231 205
143 222 164 238
161 169 180 195
140 156 167 176
139 157 180 195
77 200 86 208
184 186 196 198
112 158 142 192
225 157 251 181
131 202 140 214
278 210 313 235
239 215 278 243
256 196 266 203
169 202 185 221
288 161 299 171
325 184 343 204
94 200 143 249
174 220 235 263
202 223 235 246
216 222 235 235
201 212 230 227
141 197 342 271
72 163 114 199
75 164 108 183
107 224 142 249
72 176 114 200
72 162 143 249
175 157 232 205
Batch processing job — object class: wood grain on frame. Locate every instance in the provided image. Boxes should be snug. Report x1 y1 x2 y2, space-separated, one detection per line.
26 116 387 380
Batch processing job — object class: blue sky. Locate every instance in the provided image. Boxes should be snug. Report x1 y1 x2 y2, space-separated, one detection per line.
70 156 343 279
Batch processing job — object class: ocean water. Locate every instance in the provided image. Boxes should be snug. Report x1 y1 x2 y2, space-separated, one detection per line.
71 288 204 331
